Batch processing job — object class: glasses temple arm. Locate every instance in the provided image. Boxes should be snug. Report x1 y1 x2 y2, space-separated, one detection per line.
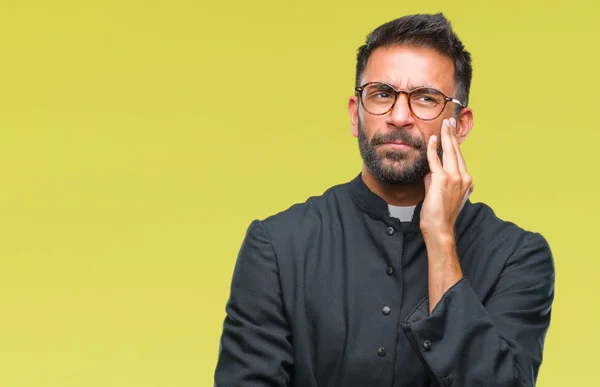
448 97 466 108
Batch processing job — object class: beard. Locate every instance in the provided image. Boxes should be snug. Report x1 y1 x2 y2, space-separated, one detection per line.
357 117 443 185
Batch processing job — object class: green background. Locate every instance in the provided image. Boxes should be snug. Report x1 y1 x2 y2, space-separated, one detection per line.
0 0 596 385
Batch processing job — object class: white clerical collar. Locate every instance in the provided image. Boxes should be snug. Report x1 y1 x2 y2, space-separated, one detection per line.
387 190 471 223
388 205 417 222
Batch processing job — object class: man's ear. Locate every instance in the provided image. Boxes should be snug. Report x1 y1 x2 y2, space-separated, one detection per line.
348 95 359 138
456 108 473 144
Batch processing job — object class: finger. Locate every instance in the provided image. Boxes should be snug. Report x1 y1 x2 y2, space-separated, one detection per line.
449 117 468 175
441 119 459 173
449 117 473 193
426 135 443 173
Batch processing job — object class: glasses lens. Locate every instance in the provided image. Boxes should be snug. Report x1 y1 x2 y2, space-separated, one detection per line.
361 83 396 115
410 88 446 120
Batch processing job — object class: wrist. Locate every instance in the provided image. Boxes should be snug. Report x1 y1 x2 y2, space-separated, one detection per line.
422 230 455 248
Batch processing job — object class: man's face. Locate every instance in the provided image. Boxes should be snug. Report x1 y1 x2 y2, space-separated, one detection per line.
349 45 471 185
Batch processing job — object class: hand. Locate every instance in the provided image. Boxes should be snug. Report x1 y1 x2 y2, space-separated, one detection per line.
420 117 473 240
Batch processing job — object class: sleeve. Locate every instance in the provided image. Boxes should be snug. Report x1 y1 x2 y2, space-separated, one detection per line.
401 233 555 387
214 220 293 387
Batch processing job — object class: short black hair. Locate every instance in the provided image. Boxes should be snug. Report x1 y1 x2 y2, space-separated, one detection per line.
355 13 473 107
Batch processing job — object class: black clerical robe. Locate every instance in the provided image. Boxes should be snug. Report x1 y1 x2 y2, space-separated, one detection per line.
214 174 555 387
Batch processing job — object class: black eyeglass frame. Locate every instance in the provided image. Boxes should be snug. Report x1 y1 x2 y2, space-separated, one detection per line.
355 81 467 121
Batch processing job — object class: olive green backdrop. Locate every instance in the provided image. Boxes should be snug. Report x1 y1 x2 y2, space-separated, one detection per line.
0 0 596 385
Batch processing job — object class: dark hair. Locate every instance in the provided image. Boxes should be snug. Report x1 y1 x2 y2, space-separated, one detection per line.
355 13 473 107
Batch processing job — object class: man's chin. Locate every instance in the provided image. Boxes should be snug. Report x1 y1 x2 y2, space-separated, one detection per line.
378 146 419 158
373 158 428 185
380 153 416 165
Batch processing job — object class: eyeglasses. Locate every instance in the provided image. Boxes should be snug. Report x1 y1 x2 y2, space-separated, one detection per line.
355 82 466 121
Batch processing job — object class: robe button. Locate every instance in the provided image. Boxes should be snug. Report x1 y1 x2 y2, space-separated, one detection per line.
377 347 386 357
423 340 432 350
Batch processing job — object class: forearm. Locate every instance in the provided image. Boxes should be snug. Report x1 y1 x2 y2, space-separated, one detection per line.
403 231 554 386
424 233 463 314
402 278 550 387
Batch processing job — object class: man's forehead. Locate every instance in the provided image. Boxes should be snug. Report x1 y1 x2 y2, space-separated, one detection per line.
361 45 455 90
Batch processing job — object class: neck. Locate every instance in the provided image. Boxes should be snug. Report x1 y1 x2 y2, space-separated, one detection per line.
361 166 425 207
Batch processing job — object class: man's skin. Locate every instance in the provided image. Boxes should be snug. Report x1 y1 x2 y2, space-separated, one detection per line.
348 44 475 314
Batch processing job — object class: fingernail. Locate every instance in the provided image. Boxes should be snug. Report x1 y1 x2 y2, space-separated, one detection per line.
449 117 457 128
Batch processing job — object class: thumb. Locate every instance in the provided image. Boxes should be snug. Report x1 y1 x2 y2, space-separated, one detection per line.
423 172 432 195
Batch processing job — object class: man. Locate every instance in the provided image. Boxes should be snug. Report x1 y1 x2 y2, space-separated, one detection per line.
214 13 554 387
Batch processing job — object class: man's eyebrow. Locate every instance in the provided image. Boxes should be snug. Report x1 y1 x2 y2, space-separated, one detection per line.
377 81 438 90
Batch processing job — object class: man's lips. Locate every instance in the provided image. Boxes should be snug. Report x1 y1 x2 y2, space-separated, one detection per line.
382 141 412 149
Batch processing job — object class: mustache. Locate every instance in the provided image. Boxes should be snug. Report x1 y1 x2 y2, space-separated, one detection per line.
370 130 426 149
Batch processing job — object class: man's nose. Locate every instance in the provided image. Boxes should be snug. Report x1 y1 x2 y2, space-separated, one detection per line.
388 93 415 126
